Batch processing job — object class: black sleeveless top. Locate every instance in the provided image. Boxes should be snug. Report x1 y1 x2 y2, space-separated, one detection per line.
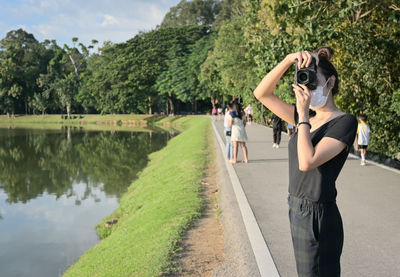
288 112 357 202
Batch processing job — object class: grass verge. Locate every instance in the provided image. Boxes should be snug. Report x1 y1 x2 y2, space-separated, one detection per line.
63 116 212 277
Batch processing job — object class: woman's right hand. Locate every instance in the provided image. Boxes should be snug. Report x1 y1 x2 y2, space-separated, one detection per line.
286 51 316 69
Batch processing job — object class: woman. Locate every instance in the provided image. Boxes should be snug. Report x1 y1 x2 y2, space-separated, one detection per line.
224 104 234 162
229 102 249 163
211 106 217 121
254 47 357 277
271 113 283 148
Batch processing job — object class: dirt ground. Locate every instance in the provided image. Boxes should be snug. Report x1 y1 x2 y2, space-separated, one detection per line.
170 162 226 276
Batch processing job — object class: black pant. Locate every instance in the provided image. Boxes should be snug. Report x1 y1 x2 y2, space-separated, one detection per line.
288 195 343 277
273 127 281 144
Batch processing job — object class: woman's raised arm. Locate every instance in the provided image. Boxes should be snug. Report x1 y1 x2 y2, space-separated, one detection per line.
254 51 313 125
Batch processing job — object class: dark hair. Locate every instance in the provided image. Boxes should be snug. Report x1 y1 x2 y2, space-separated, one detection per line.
360 114 368 122
314 47 339 96
231 101 242 119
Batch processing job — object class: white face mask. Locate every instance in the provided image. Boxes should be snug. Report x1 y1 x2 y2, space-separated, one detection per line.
310 78 331 110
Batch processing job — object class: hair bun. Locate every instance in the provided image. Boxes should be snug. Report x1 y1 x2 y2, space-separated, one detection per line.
314 47 334 60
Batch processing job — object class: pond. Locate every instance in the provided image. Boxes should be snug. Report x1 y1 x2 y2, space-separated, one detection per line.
0 127 173 277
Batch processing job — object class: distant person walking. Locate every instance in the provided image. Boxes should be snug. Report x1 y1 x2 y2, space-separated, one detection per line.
229 102 249 163
271 113 283 148
244 104 254 124
357 114 370 166
224 104 234 162
217 106 223 120
212 106 217 121
254 47 357 277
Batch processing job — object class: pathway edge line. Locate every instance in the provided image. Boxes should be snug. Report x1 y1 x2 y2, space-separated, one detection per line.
211 119 280 277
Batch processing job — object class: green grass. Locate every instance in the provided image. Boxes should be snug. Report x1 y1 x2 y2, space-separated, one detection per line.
0 114 187 132
63 116 212 277
0 114 151 124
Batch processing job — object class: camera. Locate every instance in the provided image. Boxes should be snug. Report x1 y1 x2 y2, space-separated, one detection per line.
295 57 317 90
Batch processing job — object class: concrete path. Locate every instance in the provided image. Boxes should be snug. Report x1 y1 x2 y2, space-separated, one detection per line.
212 119 400 277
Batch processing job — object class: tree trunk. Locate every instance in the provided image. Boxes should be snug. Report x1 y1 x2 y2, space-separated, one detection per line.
7 112 10 118
66 104 71 119
68 54 80 81
167 95 174 115
148 96 152 114
25 100 28 115
67 126 71 142
42 109 45 116
210 96 217 108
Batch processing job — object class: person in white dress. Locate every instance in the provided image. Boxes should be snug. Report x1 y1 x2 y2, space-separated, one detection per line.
357 114 370 166
228 102 248 163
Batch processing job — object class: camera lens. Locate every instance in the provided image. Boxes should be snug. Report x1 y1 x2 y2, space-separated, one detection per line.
298 72 308 82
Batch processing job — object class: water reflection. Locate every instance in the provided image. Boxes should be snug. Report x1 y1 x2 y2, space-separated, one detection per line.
0 127 172 205
0 127 174 277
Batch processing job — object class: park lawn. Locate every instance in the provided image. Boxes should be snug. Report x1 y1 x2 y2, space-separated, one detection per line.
63 116 213 277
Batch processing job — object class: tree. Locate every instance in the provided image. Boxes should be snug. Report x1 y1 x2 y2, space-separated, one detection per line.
0 29 46 116
53 73 78 118
178 32 217 112
36 41 66 115
213 0 243 27
160 0 220 28
239 0 400 157
152 25 209 114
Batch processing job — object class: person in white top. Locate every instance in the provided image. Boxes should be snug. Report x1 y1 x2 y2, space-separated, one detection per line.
244 104 253 124
217 107 223 120
224 104 234 162
357 114 370 166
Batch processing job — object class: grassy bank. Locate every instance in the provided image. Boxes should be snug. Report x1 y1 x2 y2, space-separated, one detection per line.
0 114 191 132
0 114 150 123
63 116 213 276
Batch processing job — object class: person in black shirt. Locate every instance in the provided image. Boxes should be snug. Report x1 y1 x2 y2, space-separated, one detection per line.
254 47 357 277
271 113 283 148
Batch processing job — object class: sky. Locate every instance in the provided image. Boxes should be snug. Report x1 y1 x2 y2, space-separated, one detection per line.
0 0 181 48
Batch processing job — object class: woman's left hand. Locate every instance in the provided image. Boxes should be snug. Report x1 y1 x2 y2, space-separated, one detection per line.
292 83 311 120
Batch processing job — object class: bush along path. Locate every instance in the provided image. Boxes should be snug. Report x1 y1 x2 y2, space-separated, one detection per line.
63 116 217 276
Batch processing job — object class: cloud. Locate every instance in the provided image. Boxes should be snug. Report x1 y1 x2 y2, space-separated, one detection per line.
101 15 119 27
1 0 180 47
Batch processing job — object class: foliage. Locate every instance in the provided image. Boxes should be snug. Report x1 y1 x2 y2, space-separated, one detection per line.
160 0 220 28
154 27 215 112
0 29 48 116
233 0 400 157
0 0 399 156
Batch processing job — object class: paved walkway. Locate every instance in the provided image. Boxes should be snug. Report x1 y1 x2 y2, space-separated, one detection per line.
212 119 400 277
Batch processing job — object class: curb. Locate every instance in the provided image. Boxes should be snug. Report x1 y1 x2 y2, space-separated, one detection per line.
211 119 280 277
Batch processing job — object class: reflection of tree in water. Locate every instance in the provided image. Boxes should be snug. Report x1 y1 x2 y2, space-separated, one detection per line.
0 128 170 204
